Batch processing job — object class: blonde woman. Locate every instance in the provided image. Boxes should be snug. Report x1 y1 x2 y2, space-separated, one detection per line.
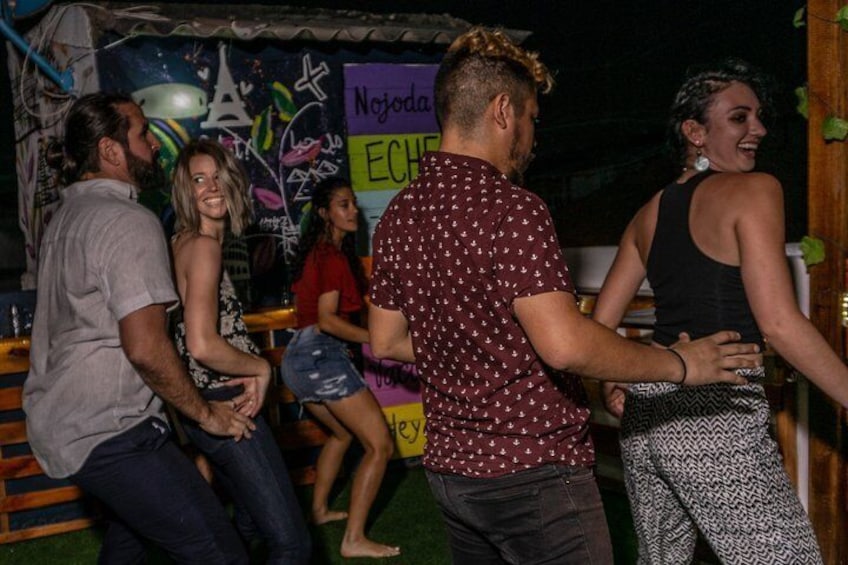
171 138 310 564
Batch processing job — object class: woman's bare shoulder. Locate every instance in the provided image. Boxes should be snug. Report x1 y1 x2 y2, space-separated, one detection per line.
710 171 781 192
624 189 664 254
173 231 218 251
707 173 784 236
172 232 222 269
631 189 663 230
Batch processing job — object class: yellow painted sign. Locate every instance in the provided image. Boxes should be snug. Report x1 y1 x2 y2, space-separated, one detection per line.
382 401 427 459
348 133 441 191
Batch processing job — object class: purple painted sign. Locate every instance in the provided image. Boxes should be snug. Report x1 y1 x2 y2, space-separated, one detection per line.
361 343 422 407
344 64 439 136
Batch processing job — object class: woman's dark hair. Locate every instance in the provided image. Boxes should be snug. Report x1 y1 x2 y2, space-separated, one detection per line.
667 58 776 166
290 177 367 295
54 92 136 185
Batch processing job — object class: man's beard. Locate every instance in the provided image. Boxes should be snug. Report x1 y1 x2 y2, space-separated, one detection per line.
126 148 165 192
507 129 534 185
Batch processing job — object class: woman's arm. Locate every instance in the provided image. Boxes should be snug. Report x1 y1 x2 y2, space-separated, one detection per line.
176 235 271 415
368 304 415 362
317 289 370 343
738 174 848 408
593 217 650 330
591 212 652 417
120 303 255 439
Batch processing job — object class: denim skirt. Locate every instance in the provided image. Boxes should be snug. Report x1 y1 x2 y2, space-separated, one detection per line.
281 325 368 404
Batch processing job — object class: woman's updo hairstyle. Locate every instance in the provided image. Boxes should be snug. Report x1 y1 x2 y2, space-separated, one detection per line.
667 58 776 167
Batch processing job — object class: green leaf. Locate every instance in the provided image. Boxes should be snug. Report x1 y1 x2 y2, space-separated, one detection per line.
837 5 848 31
800 236 826 269
793 6 805 28
795 86 808 119
822 115 848 141
251 106 274 151
271 81 298 122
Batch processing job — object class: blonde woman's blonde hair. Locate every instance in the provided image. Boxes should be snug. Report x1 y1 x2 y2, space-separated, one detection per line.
171 138 253 236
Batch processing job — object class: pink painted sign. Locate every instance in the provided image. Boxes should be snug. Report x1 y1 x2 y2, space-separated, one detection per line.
362 343 422 407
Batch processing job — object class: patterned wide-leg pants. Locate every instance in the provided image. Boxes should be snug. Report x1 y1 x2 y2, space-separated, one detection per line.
619 377 822 565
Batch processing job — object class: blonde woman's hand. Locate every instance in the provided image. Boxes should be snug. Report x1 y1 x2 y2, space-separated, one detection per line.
225 360 272 418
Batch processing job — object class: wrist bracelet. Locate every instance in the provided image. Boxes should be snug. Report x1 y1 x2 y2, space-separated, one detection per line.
668 347 687 385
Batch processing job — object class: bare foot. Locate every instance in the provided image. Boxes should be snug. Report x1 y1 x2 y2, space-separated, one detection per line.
311 509 348 525
340 538 401 559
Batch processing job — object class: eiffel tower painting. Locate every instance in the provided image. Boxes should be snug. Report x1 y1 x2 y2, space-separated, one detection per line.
201 42 251 129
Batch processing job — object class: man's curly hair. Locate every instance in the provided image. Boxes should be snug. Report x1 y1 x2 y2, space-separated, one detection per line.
435 28 554 132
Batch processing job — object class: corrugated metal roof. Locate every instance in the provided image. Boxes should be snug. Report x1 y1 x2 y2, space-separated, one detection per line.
82 2 531 46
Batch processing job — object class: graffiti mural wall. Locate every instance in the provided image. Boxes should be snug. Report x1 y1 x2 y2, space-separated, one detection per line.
92 34 439 305
93 35 440 458
94 35 344 304
6 5 482 298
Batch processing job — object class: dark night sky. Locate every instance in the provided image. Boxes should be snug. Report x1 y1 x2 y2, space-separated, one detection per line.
0 0 808 245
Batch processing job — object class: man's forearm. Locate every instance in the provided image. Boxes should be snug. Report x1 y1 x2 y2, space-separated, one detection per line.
134 342 212 424
118 304 212 424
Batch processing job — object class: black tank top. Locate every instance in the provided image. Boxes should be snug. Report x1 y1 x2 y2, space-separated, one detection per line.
647 171 764 349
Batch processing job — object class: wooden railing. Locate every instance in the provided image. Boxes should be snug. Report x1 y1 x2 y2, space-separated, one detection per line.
0 337 96 543
0 306 320 543
243 306 331 486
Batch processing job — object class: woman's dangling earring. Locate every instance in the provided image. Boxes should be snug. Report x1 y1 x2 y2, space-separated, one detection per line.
694 148 710 172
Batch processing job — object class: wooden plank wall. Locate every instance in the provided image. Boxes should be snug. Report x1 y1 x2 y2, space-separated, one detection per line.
807 1 848 561
0 307 324 545
0 338 96 543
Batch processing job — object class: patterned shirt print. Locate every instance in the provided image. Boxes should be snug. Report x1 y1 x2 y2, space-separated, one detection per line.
370 151 595 478
175 269 259 390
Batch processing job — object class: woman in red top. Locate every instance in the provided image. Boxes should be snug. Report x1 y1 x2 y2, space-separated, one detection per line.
281 177 400 559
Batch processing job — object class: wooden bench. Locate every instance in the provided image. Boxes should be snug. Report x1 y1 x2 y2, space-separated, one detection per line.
0 305 326 544
0 337 96 543
243 307 330 486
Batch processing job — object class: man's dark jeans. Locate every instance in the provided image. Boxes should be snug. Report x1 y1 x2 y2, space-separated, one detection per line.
71 417 248 565
426 464 614 565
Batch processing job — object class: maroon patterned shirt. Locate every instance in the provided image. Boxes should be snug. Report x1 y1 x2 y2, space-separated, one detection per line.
370 151 594 477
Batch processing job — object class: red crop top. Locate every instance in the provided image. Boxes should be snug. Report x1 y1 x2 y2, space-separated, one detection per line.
292 243 363 328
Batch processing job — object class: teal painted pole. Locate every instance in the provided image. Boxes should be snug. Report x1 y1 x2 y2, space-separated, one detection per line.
0 18 73 93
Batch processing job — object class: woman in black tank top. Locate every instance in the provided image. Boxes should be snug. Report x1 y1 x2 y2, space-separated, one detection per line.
592 59 847 564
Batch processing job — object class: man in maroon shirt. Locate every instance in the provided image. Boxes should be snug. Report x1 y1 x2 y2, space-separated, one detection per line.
368 28 760 564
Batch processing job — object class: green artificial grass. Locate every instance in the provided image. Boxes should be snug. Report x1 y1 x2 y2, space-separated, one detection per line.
0 464 639 564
